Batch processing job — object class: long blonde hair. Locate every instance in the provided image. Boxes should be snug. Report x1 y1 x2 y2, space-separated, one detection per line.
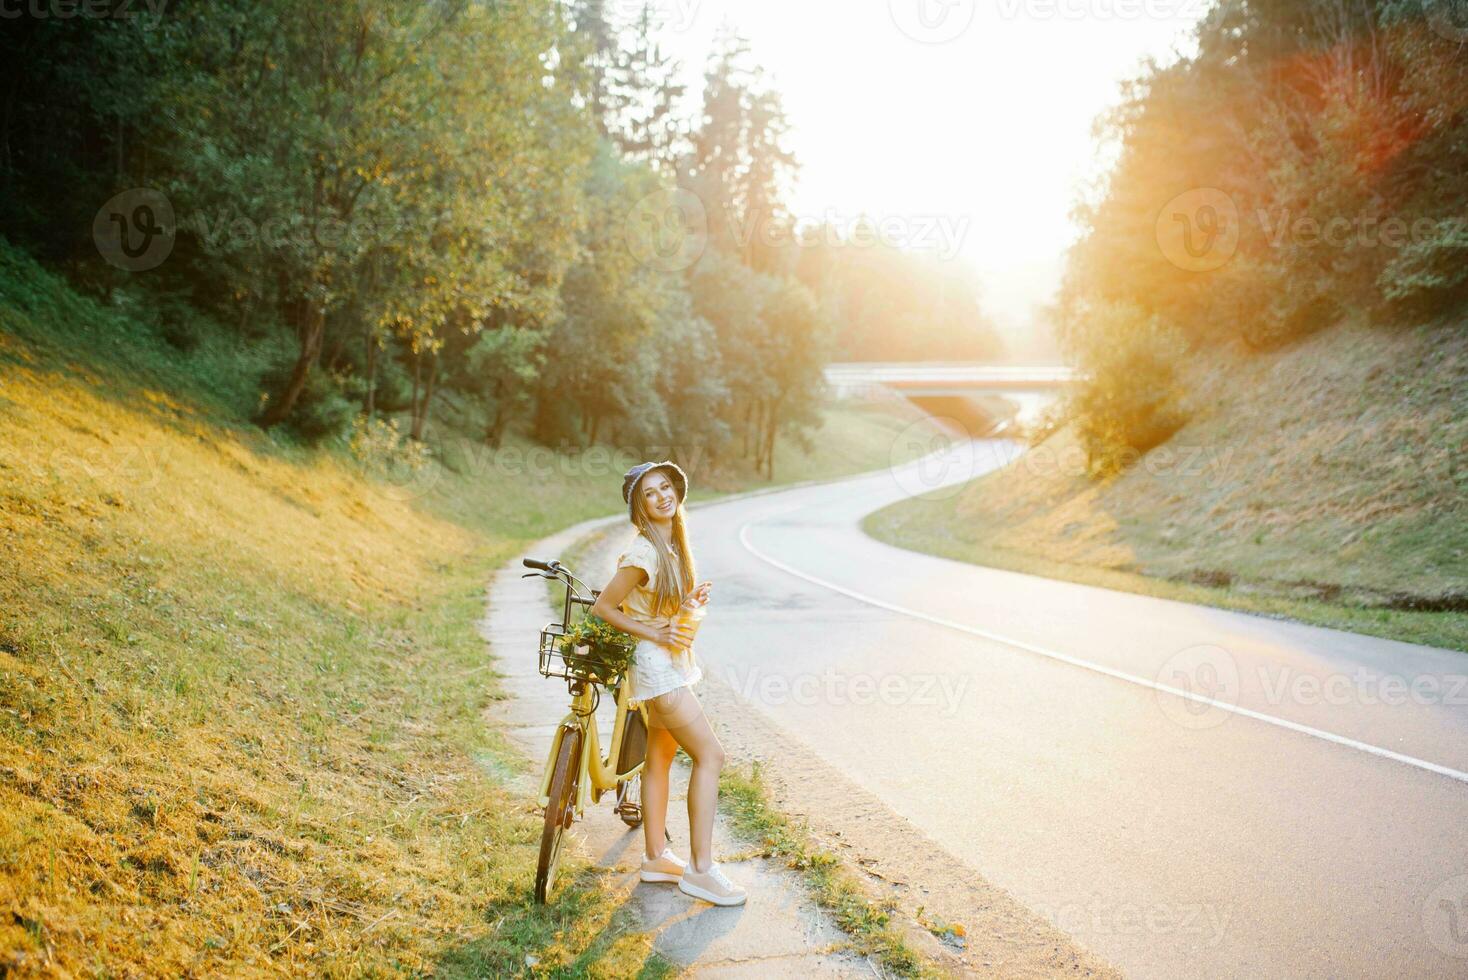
630 470 696 618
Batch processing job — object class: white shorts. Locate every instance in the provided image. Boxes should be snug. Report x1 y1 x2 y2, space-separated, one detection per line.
628 638 702 706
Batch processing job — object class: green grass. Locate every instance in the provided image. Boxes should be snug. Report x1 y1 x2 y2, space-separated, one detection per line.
0 237 947 975
866 318 1467 652
718 762 935 978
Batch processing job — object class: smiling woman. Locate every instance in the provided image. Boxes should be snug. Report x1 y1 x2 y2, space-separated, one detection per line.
588 460 747 907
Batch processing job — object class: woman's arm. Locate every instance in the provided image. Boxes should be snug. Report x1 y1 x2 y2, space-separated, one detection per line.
591 566 695 650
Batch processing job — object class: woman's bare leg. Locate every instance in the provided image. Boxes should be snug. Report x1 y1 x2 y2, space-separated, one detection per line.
646 686 725 874
641 723 679 860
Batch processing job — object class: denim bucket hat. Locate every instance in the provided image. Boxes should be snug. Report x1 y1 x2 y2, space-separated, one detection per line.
622 460 689 523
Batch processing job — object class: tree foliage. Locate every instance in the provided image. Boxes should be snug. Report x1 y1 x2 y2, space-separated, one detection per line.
1056 0 1468 470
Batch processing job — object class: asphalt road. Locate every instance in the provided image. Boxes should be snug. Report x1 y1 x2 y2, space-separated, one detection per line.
680 440 1468 979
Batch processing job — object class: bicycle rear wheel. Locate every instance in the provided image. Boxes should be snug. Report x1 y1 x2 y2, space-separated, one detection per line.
535 725 582 904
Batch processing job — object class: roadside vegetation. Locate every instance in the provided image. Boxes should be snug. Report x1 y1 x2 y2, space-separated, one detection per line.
718 763 934 978
0 241 937 973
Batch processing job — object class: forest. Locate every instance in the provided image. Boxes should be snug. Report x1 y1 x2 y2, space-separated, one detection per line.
0 0 1004 478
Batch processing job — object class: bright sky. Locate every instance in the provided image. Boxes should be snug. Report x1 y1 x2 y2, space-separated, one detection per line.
642 0 1206 358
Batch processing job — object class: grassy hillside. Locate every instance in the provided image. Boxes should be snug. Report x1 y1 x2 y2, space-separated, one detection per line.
0 241 940 975
866 318 1467 651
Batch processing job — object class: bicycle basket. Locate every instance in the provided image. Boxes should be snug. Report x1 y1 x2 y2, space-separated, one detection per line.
538 620 636 685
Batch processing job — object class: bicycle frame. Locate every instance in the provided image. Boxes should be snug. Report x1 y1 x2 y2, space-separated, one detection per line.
524 557 648 821
538 679 646 820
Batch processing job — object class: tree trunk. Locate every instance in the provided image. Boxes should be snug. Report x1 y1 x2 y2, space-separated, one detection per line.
363 333 377 417
411 353 439 442
324 324 349 374
259 304 326 428
409 349 422 429
764 408 779 480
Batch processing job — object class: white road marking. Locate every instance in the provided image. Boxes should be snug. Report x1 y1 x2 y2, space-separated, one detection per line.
737 517 1468 787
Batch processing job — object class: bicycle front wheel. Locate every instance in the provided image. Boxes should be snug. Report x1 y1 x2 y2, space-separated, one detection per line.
535 725 582 904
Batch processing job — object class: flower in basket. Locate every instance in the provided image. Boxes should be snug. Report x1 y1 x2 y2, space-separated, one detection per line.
558 615 637 681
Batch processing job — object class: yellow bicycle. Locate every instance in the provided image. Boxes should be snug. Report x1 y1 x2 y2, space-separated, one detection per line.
521 557 654 904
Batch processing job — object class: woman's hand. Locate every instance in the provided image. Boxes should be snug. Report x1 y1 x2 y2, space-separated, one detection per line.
686 580 712 606
652 618 697 651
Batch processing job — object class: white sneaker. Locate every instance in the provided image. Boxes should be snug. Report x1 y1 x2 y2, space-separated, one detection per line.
678 861 747 906
639 847 687 883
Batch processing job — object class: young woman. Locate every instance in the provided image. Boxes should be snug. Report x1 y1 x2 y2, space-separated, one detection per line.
589 460 747 907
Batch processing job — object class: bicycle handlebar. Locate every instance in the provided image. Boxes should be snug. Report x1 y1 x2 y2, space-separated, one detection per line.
523 558 559 572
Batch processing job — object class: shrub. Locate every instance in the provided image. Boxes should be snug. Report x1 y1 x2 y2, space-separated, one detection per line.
348 414 431 473
1063 302 1190 477
1378 218 1468 321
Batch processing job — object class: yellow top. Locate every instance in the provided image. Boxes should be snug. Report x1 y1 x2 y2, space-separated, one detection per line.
614 532 694 658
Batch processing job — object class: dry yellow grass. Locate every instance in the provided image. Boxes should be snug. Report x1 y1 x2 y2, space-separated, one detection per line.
0 239 943 974
1 342 551 974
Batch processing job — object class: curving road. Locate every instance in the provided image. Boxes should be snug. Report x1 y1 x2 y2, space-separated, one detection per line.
678 440 1468 979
